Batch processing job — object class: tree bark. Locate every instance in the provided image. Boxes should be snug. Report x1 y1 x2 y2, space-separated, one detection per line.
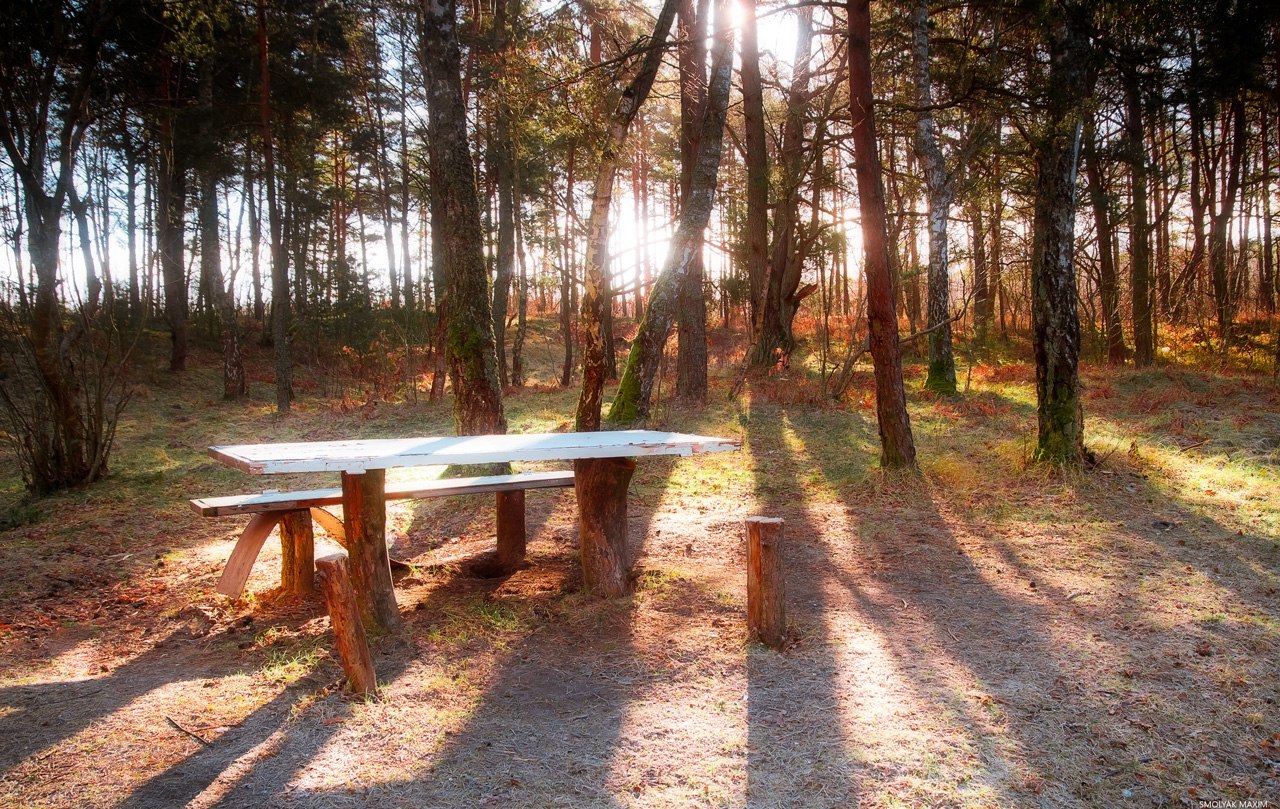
608 0 734 423
157 48 188 374
575 0 680 430
1084 116 1126 366
911 0 957 395
1030 7 1091 465
1125 77 1153 366
971 206 990 339
1207 98 1246 345
421 0 507 436
740 0 769 339
847 0 917 469
199 61 245 399
675 0 711 401
490 0 519 389
752 9 814 367
257 0 291 412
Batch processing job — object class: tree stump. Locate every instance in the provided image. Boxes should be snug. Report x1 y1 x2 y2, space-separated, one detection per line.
340 470 402 632
746 517 786 648
279 509 314 595
574 457 637 597
315 553 378 697
495 490 526 574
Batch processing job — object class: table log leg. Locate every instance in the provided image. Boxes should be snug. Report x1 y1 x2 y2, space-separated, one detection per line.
340 470 402 632
495 490 526 574
574 457 637 597
315 553 378 697
280 509 315 595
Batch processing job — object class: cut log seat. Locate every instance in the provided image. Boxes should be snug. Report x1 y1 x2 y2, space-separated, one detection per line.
195 470 574 598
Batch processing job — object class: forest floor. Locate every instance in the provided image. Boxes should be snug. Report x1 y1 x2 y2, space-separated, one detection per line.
0 320 1278 808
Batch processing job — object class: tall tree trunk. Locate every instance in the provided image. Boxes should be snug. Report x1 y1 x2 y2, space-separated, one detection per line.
398 24 415 312
560 148 576 387
740 0 769 339
847 0 917 469
511 184 528 386
575 0 680 430
246 162 263 323
124 126 141 320
1030 6 1091 465
675 0 711 401
1207 98 1246 345
752 8 813 366
911 0 957 395
199 61 245 399
421 0 506 435
157 48 188 374
1084 116 1126 366
258 0 291 412
490 0 520 388
971 206 990 340
1263 102 1275 315
1125 76 1153 366
608 0 733 423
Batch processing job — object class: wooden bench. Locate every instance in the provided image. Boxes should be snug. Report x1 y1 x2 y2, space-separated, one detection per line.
192 470 574 598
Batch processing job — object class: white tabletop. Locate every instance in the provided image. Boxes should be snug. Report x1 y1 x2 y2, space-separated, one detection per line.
209 430 740 475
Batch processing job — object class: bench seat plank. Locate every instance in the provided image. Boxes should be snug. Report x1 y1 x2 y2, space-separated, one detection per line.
191 470 574 517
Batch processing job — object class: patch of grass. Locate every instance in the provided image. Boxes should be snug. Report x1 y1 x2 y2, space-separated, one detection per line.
428 596 527 647
260 638 324 684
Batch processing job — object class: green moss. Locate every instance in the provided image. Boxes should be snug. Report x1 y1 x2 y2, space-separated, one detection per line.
606 342 645 424
924 355 958 395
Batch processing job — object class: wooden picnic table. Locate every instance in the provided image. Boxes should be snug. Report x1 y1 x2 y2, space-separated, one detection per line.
209 430 739 629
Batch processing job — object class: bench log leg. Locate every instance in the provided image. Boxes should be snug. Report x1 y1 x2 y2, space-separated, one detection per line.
573 457 636 597
495 490 526 573
315 553 378 697
280 510 315 595
340 470 403 633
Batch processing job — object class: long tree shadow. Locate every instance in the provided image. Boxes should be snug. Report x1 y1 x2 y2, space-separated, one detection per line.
786 410 1279 804
165 459 679 807
741 399 863 807
0 632 219 777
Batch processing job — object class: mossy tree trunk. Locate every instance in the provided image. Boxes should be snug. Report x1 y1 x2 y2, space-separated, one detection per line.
574 0 679 431
608 0 734 424
1029 6 1091 466
421 0 506 436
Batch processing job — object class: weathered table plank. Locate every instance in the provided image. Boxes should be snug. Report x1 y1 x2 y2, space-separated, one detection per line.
210 430 739 475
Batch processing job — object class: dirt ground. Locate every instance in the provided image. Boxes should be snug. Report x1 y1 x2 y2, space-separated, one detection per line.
1 333 1278 808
